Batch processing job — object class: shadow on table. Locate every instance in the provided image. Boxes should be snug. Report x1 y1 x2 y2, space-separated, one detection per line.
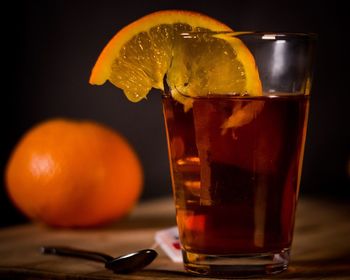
137 269 190 278
281 253 350 279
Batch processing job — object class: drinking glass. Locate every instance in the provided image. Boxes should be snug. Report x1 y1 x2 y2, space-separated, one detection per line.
162 32 316 277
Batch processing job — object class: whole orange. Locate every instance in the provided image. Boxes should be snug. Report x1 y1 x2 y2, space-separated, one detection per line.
5 118 143 227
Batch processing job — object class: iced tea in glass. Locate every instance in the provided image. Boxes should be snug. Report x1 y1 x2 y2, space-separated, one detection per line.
162 32 315 277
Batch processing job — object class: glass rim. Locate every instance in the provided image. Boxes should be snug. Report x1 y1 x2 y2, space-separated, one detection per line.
179 31 317 40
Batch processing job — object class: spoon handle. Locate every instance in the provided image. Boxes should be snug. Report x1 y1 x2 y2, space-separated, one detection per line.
41 246 114 263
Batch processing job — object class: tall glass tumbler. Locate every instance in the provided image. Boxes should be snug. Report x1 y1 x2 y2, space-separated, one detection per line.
162 32 316 277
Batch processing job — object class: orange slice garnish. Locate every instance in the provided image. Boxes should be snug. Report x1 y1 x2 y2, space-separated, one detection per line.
89 10 262 105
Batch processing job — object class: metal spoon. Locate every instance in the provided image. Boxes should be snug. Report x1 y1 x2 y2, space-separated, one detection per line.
41 246 158 274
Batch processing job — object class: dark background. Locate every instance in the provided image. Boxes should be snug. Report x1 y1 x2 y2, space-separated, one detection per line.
2 0 349 227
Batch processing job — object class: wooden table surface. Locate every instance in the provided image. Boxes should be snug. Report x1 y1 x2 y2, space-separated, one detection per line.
0 197 349 279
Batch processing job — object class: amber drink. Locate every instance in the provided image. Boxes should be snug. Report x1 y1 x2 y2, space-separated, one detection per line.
162 32 315 277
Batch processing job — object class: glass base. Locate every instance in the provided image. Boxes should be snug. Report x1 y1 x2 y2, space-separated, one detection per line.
182 248 290 278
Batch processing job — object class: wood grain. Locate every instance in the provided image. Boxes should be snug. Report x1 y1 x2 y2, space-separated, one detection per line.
0 197 349 279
